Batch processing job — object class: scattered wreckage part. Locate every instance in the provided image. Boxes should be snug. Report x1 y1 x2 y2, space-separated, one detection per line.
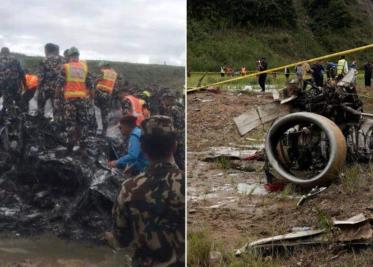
235 229 325 256
265 112 346 187
346 118 373 160
296 186 327 206
234 102 291 136
236 213 373 257
342 105 373 119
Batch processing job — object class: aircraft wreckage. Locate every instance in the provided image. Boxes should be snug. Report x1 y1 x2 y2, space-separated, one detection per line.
267 70 373 187
235 70 373 187
0 102 126 243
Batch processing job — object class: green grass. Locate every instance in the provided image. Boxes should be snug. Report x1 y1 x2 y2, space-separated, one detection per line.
188 0 373 72
188 72 366 90
188 229 213 267
315 207 333 231
187 228 282 267
16 53 185 90
216 156 231 170
281 184 297 198
221 251 281 267
339 164 373 194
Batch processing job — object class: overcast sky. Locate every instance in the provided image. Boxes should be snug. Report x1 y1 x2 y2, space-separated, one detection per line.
0 0 186 66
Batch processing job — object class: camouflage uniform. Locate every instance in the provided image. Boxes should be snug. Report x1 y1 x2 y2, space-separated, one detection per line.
95 89 111 132
0 53 25 112
149 87 163 114
62 63 95 147
94 68 119 134
120 97 132 116
37 55 64 122
63 99 91 147
160 91 185 170
112 116 185 267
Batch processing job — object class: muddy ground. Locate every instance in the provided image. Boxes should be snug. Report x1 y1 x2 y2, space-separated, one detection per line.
187 88 373 266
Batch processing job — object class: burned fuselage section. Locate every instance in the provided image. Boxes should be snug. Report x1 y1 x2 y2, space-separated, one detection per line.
0 107 127 243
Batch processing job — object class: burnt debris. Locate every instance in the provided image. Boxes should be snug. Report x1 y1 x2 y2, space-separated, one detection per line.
0 109 127 243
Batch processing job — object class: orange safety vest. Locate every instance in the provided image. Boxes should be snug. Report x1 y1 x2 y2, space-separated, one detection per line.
125 95 145 126
139 99 151 119
96 68 117 94
25 74 38 90
143 106 151 119
63 61 89 100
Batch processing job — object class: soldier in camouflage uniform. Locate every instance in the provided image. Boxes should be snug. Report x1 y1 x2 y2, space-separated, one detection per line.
94 61 118 135
61 47 94 149
148 85 162 115
37 43 64 122
0 47 26 114
160 89 185 170
119 89 132 116
63 49 70 64
112 115 185 267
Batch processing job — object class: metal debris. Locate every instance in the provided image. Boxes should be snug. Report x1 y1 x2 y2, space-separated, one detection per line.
297 186 327 206
234 102 291 136
202 146 259 161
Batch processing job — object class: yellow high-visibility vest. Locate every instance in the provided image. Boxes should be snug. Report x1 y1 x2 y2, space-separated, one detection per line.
64 61 89 99
96 68 117 94
337 59 346 75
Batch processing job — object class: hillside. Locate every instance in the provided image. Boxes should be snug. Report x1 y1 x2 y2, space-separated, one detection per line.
188 0 373 71
15 54 185 90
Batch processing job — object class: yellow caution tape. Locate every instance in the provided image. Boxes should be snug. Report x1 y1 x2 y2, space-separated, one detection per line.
187 44 373 93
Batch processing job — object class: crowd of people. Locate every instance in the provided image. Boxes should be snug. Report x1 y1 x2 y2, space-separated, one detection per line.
219 58 269 92
219 55 373 92
0 43 185 266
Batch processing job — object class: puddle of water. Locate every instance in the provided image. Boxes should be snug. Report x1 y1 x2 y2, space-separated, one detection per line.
237 183 268 195
0 233 130 266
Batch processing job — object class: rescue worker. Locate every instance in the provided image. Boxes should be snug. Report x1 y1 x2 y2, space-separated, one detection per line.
311 61 324 87
284 67 290 82
22 70 39 111
257 58 267 92
148 86 163 114
302 61 313 90
108 115 149 175
336 55 348 80
326 62 337 80
112 115 185 267
240 66 247 76
364 61 372 90
137 91 151 119
226 64 234 77
142 102 151 119
0 47 26 113
62 47 94 150
296 63 304 89
37 43 64 121
160 89 185 170
63 49 70 63
95 61 118 135
140 89 151 105
119 89 145 126
350 60 358 85
220 66 225 77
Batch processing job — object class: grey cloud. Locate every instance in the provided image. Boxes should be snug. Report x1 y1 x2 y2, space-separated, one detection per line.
0 0 185 65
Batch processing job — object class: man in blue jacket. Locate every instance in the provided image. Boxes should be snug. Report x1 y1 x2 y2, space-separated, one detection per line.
108 115 149 175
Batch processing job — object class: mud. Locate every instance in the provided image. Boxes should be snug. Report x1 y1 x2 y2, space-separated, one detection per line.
188 89 373 266
0 234 130 266
187 91 273 151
